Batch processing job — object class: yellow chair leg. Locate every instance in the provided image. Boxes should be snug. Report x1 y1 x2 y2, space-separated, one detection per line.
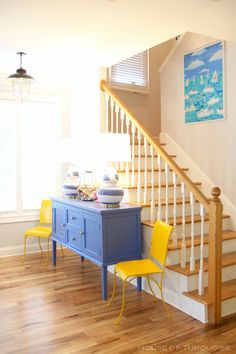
44 238 50 266
146 275 158 303
151 275 170 317
115 280 126 325
23 235 27 263
108 271 117 307
60 245 64 258
38 237 43 255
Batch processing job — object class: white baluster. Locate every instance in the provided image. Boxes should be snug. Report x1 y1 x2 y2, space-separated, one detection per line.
120 111 124 134
115 103 119 132
137 130 142 203
150 144 155 222
181 182 186 268
172 172 177 246
105 93 109 133
198 204 205 295
110 98 114 133
131 123 135 186
190 192 195 272
120 111 125 170
125 117 130 186
115 103 120 171
157 154 162 221
143 138 148 205
165 162 169 224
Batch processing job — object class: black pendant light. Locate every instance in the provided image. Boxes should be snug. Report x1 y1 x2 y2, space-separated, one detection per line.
8 52 35 102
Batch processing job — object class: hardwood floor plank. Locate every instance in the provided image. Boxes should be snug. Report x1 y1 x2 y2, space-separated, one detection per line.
0 250 236 354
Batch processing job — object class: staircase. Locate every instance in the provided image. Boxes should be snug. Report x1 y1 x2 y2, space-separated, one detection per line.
100 80 236 325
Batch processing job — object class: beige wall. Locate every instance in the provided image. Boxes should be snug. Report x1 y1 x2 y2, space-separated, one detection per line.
113 39 175 137
161 32 236 205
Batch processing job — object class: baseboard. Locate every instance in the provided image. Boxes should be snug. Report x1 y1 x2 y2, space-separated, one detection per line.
0 241 51 257
160 131 236 230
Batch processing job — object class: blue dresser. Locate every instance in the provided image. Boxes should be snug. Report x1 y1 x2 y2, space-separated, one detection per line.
51 197 142 300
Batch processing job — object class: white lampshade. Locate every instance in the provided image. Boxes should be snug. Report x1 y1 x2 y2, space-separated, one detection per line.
97 133 131 162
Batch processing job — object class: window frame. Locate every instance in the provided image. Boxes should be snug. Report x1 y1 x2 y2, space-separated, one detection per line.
108 50 149 94
0 89 68 223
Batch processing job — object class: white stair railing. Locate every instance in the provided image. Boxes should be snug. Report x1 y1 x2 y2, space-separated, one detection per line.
157 154 162 221
137 130 141 203
143 137 148 205
198 204 205 295
190 192 195 272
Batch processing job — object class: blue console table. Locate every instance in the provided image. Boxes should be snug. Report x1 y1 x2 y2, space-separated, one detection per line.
51 197 142 300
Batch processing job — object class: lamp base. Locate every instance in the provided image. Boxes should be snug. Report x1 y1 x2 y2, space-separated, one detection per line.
102 203 120 208
97 186 124 206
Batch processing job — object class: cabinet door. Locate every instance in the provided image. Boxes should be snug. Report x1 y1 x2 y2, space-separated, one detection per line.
82 212 101 261
52 205 66 243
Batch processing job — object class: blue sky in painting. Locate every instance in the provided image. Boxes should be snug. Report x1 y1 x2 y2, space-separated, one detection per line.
184 41 223 80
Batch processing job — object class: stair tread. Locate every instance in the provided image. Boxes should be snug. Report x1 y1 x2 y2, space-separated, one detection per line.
183 278 236 305
166 250 236 276
123 181 201 189
134 142 166 146
142 213 230 228
129 197 194 208
118 167 188 173
134 154 176 158
168 230 236 251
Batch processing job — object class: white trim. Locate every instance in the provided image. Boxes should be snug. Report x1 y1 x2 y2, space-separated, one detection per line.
158 33 186 73
0 213 39 224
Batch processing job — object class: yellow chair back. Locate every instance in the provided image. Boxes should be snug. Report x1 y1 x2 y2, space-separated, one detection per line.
39 200 52 225
150 220 173 267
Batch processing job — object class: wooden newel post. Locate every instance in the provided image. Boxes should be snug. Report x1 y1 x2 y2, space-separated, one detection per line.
208 186 223 325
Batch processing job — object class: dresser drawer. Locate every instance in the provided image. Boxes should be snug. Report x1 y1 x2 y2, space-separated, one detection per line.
68 209 83 229
67 229 83 251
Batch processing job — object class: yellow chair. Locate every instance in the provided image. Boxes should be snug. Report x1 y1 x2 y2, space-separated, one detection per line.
108 220 173 324
23 200 64 265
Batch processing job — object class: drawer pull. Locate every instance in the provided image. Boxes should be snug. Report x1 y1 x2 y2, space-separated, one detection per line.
61 223 65 227
79 231 84 235
71 216 76 220
72 237 76 241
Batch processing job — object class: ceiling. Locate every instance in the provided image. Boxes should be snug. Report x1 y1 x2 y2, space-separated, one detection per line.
0 0 235 86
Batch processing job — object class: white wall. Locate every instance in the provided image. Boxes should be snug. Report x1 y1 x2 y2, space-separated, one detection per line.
161 32 236 206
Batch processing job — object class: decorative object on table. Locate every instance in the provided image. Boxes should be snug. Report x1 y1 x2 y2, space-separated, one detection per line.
78 170 97 201
58 136 98 198
62 165 80 198
184 41 224 124
96 133 131 207
7 51 35 102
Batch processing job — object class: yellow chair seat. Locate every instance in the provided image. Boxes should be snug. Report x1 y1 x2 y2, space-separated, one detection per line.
116 259 162 281
25 226 52 238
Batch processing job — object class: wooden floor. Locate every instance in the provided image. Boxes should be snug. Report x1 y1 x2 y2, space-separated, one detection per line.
0 250 236 354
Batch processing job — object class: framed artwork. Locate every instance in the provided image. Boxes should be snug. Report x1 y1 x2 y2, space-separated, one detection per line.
184 41 224 124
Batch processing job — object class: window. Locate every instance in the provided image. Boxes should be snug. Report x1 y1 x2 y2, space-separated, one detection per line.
109 50 149 94
0 94 63 220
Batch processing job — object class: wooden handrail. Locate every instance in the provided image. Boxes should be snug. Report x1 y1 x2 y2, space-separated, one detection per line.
100 80 210 210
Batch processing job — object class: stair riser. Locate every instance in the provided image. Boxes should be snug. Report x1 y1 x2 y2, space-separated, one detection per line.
142 220 231 247
166 238 236 265
141 203 199 220
222 297 236 318
119 170 180 185
166 265 236 292
123 187 186 202
132 157 176 170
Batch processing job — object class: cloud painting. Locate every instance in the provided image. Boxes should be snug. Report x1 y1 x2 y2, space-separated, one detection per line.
184 41 224 123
